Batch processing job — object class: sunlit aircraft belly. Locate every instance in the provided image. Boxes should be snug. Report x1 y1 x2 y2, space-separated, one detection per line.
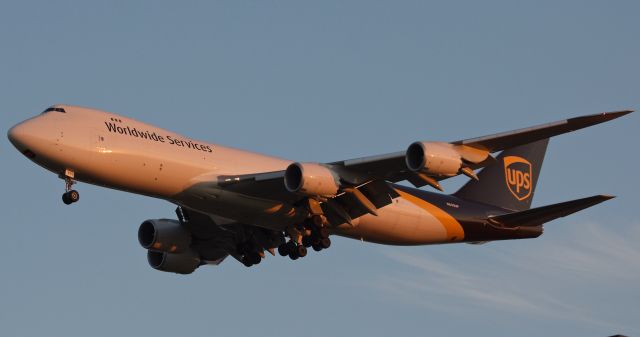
332 189 465 245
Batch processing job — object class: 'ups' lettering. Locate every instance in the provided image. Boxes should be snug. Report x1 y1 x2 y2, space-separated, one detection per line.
503 156 533 201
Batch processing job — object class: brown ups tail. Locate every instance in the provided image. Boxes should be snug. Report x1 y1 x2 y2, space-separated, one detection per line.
452 110 632 211
454 139 549 211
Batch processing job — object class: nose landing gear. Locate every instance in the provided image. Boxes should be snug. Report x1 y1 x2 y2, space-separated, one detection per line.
61 169 79 205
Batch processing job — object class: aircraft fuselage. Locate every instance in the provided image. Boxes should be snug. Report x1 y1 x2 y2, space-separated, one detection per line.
8 105 540 246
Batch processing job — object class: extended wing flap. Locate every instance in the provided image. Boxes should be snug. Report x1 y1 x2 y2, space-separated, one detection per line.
487 195 615 227
323 180 399 226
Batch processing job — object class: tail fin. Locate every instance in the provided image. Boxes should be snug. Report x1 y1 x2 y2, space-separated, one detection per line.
453 139 549 211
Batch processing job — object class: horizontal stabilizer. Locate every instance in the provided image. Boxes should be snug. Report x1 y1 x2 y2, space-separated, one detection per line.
487 195 615 227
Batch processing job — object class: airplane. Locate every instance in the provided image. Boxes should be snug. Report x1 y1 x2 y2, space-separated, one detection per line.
7 105 632 274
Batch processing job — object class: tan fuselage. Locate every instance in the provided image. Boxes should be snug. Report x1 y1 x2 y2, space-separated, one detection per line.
9 106 466 245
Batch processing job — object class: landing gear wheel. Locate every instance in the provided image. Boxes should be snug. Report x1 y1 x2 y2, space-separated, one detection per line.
62 190 79 205
61 172 79 205
312 243 323 252
286 240 297 252
278 243 289 256
296 245 307 258
320 237 331 249
243 252 261 266
302 236 312 248
248 252 261 265
289 250 299 260
62 193 72 205
68 190 80 203
242 256 253 267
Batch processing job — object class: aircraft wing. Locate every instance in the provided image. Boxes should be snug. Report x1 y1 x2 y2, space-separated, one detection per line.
173 207 289 267
218 110 631 207
450 110 633 151
329 110 632 184
218 170 294 202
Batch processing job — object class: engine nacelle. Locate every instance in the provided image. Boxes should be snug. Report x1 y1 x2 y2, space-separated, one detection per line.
147 250 201 275
284 162 340 197
138 219 192 254
405 142 462 176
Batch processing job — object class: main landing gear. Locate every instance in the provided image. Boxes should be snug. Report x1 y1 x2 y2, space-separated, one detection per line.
236 241 263 267
235 216 333 268
277 214 332 261
277 240 308 260
61 169 79 205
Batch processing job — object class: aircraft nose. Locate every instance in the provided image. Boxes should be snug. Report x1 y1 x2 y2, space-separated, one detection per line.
7 122 29 149
7 118 43 158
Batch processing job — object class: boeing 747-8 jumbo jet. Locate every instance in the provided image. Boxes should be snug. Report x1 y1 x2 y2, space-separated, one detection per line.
7 106 632 274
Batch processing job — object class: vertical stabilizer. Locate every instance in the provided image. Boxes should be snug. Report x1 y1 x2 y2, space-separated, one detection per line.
453 139 549 211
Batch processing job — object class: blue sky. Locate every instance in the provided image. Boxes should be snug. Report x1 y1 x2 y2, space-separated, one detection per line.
1 1 638 336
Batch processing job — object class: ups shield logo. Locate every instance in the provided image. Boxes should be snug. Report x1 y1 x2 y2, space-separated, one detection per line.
504 156 532 201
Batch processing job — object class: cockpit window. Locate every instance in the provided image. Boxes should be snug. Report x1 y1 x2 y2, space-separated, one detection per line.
41 107 66 114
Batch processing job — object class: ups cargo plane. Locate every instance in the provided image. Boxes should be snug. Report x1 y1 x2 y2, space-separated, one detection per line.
7 106 632 274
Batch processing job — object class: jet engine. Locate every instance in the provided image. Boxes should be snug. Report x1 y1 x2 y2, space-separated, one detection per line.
405 142 463 176
284 162 340 197
147 250 201 274
138 219 192 253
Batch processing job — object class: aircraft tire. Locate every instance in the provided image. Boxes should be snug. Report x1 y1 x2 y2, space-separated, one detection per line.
318 227 329 239
320 237 331 249
286 240 297 252
296 245 307 258
289 250 299 260
248 252 261 265
68 190 80 203
277 244 289 256
302 236 312 248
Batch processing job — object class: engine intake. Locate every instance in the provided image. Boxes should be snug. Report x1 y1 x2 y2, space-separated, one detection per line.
138 219 192 254
406 142 462 176
147 250 200 274
284 162 340 197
